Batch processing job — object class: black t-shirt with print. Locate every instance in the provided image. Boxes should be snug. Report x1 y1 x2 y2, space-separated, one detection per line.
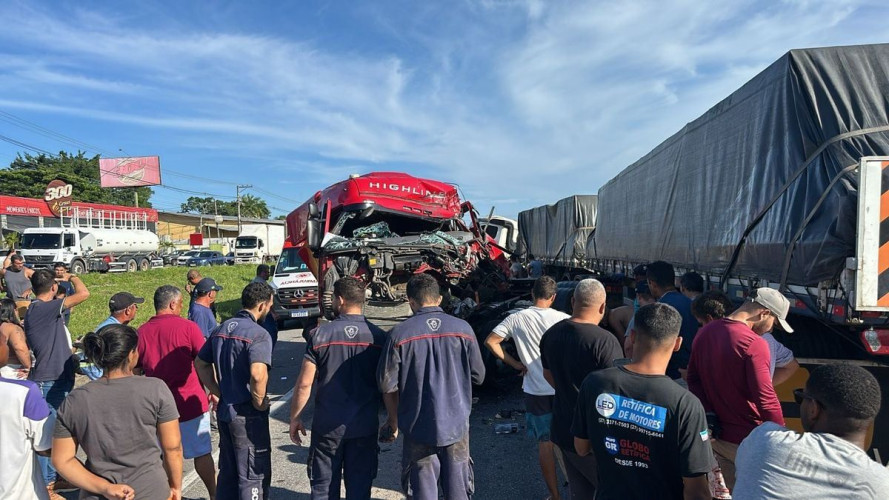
539 319 623 450
572 366 713 500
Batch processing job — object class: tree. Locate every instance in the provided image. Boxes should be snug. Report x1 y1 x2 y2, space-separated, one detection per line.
179 194 271 219
238 194 271 219
0 151 153 206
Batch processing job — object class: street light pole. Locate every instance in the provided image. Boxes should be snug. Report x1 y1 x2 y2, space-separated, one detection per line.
236 184 252 234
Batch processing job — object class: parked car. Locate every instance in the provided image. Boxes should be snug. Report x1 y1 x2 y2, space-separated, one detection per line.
187 251 225 267
224 252 235 266
177 250 201 266
161 251 181 266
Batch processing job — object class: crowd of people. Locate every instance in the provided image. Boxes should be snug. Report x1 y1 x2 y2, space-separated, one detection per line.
1 249 888 500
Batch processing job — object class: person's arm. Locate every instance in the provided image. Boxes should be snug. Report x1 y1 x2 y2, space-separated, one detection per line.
289 358 316 445
380 391 399 442
681 475 710 500
250 362 270 411
53 437 135 500
574 437 591 456
542 368 556 389
157 419 183 500
24 267 34 279
773 359 800 386
377 334 401 395
194 357 221 399
61 274 90 309
746 339 784 425
484 333 526 375
0 329 8 367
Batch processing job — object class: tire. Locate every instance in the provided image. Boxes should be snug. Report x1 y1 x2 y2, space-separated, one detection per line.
70 259 86 275
138 258 150 271
126 259 137 272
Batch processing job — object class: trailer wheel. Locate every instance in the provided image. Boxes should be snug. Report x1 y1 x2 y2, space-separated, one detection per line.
138 258 150 271
126 259 138 272
71 259 86 275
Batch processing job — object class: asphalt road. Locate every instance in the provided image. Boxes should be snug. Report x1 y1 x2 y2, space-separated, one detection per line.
64 325 561 500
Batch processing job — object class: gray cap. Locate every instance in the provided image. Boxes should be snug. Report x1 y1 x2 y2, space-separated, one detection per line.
752 288 794 333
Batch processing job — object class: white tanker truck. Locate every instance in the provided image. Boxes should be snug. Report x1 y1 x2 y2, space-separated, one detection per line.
19 207 163 274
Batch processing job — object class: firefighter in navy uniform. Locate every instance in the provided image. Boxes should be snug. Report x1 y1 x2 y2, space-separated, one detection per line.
289 277 396 500
196 282 275 500
378 273 486 500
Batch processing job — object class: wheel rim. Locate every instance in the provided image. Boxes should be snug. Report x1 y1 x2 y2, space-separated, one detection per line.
127 260 137 272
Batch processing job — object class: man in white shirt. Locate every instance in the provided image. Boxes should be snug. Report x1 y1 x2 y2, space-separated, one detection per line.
734 364 889 499
485 276 569 500
0 360 57 500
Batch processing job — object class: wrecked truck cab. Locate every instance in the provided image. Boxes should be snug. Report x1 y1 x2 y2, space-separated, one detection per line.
287 172 509 322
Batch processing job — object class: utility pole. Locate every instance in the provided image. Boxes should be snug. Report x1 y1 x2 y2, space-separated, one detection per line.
236 184 252 233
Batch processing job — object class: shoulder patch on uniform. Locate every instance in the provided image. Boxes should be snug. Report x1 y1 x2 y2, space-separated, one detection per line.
344 325 359 339
227 321 238 333
426 318 441 331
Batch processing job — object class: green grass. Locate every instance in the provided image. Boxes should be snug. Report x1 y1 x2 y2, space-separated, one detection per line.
68 264 257 339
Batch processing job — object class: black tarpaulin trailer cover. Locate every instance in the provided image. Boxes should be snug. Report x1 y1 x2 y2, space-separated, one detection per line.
517 194 597 268
592 43 889 287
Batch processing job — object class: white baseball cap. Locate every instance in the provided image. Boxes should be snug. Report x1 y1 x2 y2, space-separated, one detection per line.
752 288 794 333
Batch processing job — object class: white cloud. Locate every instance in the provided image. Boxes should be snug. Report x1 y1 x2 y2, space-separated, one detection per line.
0 1 886 217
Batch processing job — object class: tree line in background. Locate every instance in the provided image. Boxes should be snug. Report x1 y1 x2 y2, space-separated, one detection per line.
0 150 273 219
0 151 154 207
179 195 270 219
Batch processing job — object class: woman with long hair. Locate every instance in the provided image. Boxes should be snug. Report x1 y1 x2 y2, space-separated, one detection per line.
51 324 183 500
0 297 32 379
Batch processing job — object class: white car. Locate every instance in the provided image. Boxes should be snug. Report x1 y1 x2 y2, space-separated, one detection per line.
176 250 200 266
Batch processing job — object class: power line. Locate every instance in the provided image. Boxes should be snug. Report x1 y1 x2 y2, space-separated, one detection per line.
0 133 54 156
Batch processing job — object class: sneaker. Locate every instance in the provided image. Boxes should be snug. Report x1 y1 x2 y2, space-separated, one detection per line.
53 477 79 493
45 485 65 500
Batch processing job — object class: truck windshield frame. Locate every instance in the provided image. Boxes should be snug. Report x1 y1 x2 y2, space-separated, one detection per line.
22 233 62 250
236 237 259 249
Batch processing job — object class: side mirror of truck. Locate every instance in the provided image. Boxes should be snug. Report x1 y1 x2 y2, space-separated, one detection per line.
306 219 322 252
308 203 319 218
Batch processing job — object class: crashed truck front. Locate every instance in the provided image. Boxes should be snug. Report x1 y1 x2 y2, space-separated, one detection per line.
286 172 509 320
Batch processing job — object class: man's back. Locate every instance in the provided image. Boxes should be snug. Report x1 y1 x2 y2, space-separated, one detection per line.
657 290 697 377
24 298 73 383
687 318 783 444
307 314 386 439
539 319 623 451
491 306 569 396
378 306 485 446
734 422 889 499
188 302 217 338
572 366 712 500
197 310 273 422
0 378 53 500
137 314 209 422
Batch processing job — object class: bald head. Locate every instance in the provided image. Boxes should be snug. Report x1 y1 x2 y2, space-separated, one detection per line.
573 279 606 310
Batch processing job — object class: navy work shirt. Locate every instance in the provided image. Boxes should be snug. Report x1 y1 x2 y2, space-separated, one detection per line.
305 313 386 439
658 290 698 378
377 306 485 447
197 310 273 422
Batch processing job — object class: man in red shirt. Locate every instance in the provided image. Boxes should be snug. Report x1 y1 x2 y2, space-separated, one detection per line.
138 284 217 499
687 287 788 491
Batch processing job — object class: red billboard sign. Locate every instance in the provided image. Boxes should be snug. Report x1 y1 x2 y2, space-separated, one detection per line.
99 156 162 188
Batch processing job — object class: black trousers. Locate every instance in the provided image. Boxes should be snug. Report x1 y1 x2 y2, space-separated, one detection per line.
217 407 272 500
401 432 474 500
307 433 378 500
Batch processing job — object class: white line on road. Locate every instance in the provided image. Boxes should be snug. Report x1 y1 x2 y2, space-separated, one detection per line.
180 388 295 495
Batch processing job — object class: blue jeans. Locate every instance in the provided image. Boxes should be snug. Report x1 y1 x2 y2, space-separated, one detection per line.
37 378 74 484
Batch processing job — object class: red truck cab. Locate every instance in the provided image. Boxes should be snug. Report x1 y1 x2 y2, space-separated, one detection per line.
286 172 508 319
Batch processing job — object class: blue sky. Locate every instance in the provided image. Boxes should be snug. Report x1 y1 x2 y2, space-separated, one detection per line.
0 0 887 218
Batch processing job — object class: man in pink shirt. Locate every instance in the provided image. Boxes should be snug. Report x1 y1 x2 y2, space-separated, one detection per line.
138 285 217 499
686 287 788 491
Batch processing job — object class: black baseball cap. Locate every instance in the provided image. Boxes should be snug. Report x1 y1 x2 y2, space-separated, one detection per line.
109 292 145 310
196 278 223 293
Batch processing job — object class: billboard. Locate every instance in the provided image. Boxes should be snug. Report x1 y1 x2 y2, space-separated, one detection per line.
99 156 162 188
